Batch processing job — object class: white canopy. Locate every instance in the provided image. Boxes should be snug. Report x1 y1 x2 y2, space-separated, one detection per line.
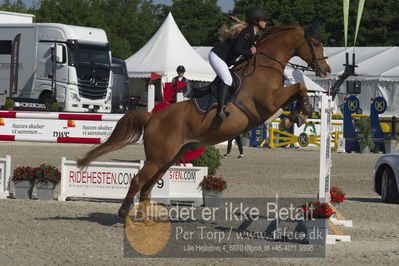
125 13 216 82
289 47 399 81
288 47 399 115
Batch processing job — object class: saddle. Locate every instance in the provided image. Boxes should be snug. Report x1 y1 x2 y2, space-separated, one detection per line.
191 72 242 114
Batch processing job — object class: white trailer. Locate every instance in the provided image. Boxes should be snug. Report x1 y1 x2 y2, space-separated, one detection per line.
0 11 112 112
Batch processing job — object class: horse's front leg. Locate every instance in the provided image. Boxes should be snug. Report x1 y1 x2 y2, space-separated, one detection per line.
271 83 310 129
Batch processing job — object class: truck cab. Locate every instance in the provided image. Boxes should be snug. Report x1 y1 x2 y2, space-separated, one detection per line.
0 11 112 112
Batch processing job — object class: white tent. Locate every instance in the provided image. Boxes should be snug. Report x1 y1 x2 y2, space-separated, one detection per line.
289 47 399 115
125 13 215 82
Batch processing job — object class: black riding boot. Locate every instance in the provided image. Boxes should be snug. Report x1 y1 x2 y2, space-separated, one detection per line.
217 83 230 120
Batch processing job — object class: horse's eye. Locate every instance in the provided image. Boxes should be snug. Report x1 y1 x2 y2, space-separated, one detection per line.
313 39 321 47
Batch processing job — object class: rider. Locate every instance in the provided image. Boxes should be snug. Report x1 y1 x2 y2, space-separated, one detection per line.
209 7 268 120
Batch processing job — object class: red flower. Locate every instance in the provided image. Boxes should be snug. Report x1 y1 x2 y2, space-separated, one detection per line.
330 187 346 204
300 201 335 219
199 175 227 192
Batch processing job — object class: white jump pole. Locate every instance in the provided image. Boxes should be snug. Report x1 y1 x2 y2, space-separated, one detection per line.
318 94 334 202
147 84 155 112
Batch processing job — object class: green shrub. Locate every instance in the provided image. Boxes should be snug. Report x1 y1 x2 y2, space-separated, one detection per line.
354 117 376 150
191 146 221 175
239 131 251 139
49 102 61 112
4 98 15 110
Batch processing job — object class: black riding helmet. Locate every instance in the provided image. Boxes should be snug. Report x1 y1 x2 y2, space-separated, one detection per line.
176 65 185 73
246 7 268 25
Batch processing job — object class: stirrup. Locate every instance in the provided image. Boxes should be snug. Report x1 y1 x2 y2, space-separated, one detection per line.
218 106 230 120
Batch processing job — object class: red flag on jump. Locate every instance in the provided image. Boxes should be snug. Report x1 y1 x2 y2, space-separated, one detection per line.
150 72 162 81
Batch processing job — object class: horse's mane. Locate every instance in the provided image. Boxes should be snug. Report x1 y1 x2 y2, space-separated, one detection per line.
257 25 302 44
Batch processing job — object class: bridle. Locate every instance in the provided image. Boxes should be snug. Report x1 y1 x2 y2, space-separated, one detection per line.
238 28 328 77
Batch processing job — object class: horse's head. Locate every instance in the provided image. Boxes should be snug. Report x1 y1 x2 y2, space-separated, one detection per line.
295 19 331 77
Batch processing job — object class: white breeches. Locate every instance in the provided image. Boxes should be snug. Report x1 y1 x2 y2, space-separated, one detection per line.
208 51 233 86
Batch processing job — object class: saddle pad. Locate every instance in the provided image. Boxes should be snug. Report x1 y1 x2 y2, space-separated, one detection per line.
192 73 242 114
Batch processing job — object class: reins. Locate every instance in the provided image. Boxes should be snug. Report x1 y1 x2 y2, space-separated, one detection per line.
234 26 328 78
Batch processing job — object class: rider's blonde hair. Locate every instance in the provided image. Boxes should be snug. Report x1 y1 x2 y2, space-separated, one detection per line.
218 16 248 42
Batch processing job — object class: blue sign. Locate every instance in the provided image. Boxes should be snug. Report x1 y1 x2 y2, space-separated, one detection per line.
298 133 309 147
345 95 360 114
373 97 387 114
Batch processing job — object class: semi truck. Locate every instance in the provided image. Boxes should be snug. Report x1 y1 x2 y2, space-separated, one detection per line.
0 11 113 112
110 58 128 113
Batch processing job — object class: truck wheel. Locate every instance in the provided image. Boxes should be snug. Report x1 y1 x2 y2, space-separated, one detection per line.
39 92 54 108
381 167 399 203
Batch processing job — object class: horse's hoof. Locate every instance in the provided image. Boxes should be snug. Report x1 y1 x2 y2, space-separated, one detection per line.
296 114 307 127
118 208 129 218
141 217 156 226
302 104 313 116
279 118 293 131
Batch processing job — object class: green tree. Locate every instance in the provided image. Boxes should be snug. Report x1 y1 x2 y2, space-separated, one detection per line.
232 0 399 47
163 0 225 46
0 0 27 12
32 0 162 59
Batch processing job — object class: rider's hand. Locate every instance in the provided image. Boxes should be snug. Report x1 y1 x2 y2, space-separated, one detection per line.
250 46 257 54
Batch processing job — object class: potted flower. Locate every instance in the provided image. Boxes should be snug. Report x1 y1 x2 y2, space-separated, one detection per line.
354 117 376 153
300 201 335 244
330 186 346 208
11 166 35 199
199 175 227 207
239 131 251 147
34 164 61 200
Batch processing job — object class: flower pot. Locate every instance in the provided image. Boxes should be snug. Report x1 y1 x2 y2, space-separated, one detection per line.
13 180 34 199
202 190 223 207
241 137 250 147
302 219 328 245
36 182 56 200
384 137 397 154
331 202 340 209
360 144 370 154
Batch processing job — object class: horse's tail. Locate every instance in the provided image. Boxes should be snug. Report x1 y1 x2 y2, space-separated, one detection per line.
77 110 152 169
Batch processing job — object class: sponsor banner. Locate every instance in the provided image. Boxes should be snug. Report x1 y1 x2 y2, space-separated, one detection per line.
58 158 144 200
0 117 117 141
58 158 206 205
0 155 11 198
155 166 207 205
58 158 208 205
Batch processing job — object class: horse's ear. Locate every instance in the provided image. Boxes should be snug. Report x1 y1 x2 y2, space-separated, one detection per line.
307 18 322 36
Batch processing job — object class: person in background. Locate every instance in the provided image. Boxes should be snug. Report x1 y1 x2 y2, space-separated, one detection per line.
171 65 191 103
223 135 244 159
209 7 268 120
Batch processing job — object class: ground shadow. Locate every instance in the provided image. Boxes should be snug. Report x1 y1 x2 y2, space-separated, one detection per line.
347 197 382 203
35 212 123 226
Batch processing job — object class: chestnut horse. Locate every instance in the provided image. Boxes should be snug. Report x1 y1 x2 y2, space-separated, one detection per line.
77 22 331 218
